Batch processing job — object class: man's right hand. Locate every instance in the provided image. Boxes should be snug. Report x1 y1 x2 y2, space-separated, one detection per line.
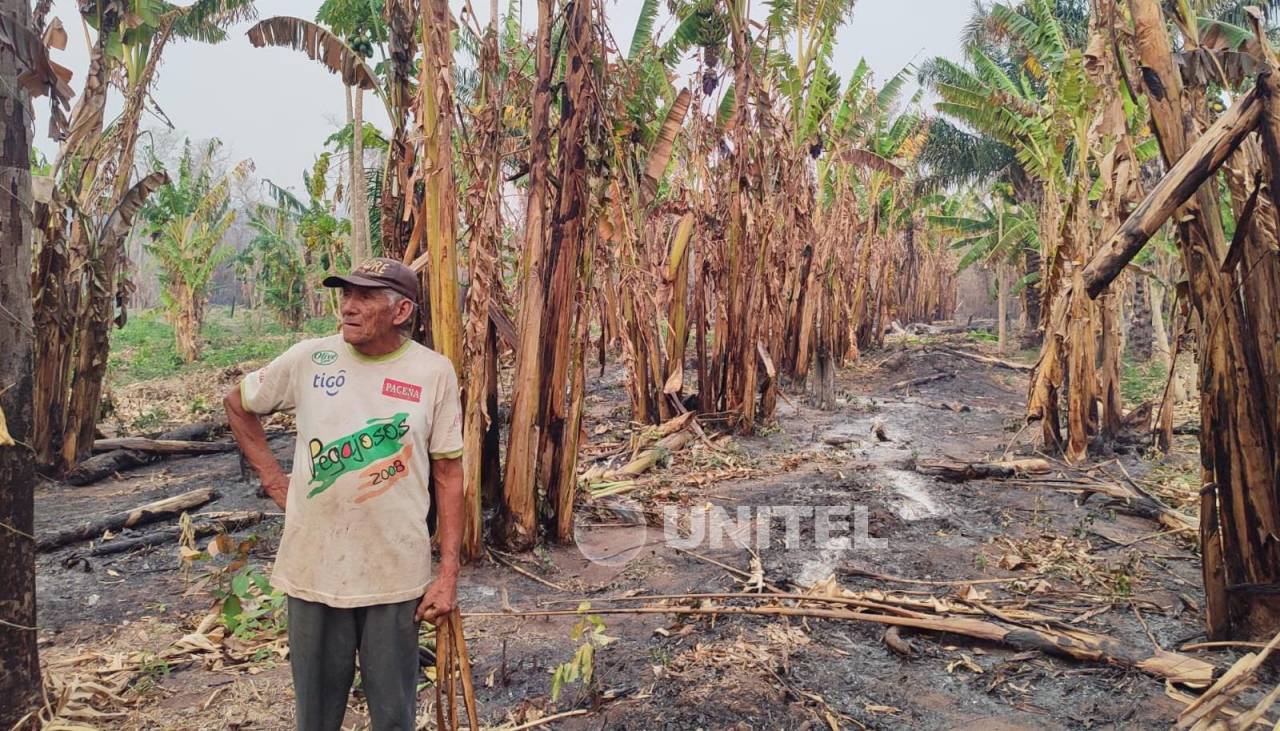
262 470 289 511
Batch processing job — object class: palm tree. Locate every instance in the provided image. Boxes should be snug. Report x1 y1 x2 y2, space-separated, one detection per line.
314 0 383 261
142 139 251 362
247 8 413 257
930 185 1039 351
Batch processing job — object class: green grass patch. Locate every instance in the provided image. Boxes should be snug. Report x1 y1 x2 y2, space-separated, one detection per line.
1121 357 1167 404
109 306 337 386
966 329 998 344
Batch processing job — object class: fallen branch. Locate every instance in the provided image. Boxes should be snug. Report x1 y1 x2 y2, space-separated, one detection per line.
1007 477 1196 533
493 709 591 731
1081 86 1261 298
67 420 227 485
90 437 235 455
581 428 695 484
489 550 568 592
1176 629 1280 729
88 510 263 557
889 372 954 391
915 458 1052 482
466 602 1214 686
37 487 218 551
936 348 1033 373
841 567 1024 587
671 546 787 593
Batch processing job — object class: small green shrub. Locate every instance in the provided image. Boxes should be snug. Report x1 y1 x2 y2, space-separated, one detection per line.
550 603 616 702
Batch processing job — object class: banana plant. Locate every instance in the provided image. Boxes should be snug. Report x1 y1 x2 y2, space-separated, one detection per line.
142 138 253 362
244 204 309 331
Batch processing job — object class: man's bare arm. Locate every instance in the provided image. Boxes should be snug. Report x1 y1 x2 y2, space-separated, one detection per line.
416 456 462 622
224 388 289 510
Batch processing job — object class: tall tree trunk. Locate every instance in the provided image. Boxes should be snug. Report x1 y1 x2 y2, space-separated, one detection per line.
1149 276 1185 401
499 0 554 550
1098 285 1124 440
1129 275 1154 361
32 10 115 470
351 86 369 263
996 262 1008 354
1020 246 1042 345
540 0 598 542
176 286 202 363
0 0 40 718
380 0 417 259
413 0 462 369
344 84 356 257
459 6 505 561
1128 0 1280 639
61 26 171 468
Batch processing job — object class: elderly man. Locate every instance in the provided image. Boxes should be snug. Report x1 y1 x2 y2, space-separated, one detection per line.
224 257 464 731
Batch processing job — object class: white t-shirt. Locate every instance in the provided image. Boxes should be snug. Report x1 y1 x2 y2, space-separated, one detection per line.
240 333 463 607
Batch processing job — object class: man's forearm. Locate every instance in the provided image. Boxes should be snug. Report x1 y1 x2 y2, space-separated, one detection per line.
225 389 287 487
431 457 464 575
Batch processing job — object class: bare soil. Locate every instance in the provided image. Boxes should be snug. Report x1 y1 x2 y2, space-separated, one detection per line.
34 335 1216 730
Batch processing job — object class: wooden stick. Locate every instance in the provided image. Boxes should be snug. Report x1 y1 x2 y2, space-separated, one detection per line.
842 567 1023 587
937 348 1033 372
488 550 568 592
37 487 218 551
451 609 479 729
1177 629 1280 728
888 372 954 391
915 458 1052 481
540 591 933 618
88 511 263 557
671 546 787 593
90 437 235 454
1181 641 1275 652
494 709 591 731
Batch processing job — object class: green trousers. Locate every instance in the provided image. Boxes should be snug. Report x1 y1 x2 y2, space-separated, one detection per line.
287 596 420 731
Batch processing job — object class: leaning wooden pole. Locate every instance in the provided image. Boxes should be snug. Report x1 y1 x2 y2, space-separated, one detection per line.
1099 0 1280 639
1080 87 1261 298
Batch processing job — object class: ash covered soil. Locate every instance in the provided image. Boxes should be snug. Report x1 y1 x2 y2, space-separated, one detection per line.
34 335 1218 730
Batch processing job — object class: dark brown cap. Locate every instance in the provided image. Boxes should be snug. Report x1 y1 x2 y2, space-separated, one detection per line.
322 257 419 304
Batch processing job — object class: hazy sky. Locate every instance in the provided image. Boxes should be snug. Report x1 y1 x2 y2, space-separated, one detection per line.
33 0 969 192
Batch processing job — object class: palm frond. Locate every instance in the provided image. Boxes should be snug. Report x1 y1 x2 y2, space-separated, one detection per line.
875 63 914 112
247 16 380 91
629 0 660 59
263 179 308 216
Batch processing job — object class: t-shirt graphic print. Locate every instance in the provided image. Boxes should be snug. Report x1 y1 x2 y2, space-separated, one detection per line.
240 334 463 608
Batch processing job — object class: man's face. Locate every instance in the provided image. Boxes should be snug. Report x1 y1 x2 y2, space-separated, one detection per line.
339 286 411 344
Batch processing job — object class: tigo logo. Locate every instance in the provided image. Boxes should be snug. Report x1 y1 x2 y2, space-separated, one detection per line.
313 370 347 396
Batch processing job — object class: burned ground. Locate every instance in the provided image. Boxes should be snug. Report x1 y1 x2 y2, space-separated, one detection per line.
33 335 1219 730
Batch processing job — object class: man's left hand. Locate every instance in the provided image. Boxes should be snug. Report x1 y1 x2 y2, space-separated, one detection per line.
415 573 457 624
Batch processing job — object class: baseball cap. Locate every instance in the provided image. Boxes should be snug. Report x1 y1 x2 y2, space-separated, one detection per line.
322 257 419 304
